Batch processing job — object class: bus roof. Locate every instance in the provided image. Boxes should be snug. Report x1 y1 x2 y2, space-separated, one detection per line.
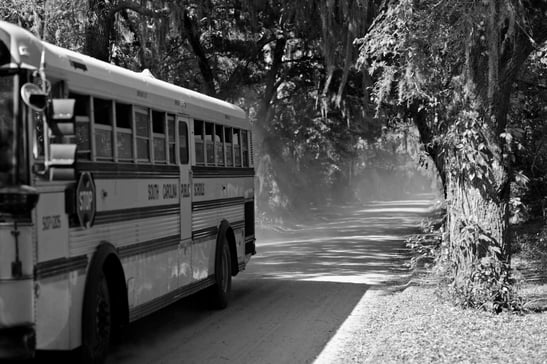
0 21 247 126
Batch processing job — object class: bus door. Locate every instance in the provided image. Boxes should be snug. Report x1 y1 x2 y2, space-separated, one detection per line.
177 115 193 287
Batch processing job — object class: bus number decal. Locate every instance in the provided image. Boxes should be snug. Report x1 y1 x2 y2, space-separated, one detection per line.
194 183 205 196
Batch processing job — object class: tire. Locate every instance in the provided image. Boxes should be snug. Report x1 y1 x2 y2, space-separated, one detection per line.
81 270 112 364
209 237 232 309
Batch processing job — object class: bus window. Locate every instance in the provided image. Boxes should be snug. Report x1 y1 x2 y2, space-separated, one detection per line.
135 107 150 162
194 120 204 165
225 127 233 167
152 110 166 163
233 128 241 167
215 124 224 166
167 114 176 164
70 93 91 160
179 121 189 164
116 102 133 161
205 122 214 165
242 130 249 167
93 97 113 159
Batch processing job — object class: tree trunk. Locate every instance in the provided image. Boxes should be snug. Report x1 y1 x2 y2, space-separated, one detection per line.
445 168 507 269
444 152 511 309
438 0 547 310
182 8 217 96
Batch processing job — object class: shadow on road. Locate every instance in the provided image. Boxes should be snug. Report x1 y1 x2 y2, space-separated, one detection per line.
106 279 369 364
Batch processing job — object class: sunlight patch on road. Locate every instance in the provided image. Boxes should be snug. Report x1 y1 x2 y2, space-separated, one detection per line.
356 206 432 214
258 234 406 247
310 261 396 267
300 273 404 285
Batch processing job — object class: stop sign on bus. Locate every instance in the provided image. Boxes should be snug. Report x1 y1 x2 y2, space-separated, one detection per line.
76 172 96 228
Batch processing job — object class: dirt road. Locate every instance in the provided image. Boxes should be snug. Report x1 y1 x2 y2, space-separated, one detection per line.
99 199 435 363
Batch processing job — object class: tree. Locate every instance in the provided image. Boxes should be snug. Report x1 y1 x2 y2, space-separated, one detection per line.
3 0 390 213
359 0 547 309
156 1 380 211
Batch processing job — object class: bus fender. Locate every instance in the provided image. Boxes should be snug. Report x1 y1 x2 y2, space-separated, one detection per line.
83 242 129 335
217 220 238 276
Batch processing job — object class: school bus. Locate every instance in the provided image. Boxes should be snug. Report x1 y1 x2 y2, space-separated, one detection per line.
0 21 255 362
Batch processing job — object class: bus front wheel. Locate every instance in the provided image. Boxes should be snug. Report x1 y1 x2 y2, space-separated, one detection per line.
209 237 232 309
81 270 112 364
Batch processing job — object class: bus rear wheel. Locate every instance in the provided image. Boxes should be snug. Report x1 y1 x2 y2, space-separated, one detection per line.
209 237 232 309
81 271 112 364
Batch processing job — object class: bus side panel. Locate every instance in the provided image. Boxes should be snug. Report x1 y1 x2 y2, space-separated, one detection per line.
35 191 69 263
217 204 244 262
34 190 70 350
122 245 180 310
33 189 87 351
197 175 253 266
191 207 217 280
191 175 250 277
72 176 182 314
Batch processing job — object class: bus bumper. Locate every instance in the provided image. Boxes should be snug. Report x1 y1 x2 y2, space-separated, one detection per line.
0 325 35 359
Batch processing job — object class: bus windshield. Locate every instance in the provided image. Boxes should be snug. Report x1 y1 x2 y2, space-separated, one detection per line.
0 74 15 187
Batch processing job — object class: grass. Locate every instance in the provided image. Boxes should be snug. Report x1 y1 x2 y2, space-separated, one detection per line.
353 217 547 363
350 285 547 363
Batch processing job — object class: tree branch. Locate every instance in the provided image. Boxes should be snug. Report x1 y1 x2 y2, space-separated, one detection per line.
182 8 217 96
108 1 168 19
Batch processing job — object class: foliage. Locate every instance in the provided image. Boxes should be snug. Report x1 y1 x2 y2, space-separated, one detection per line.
510 45 547 218
408 213 525 312
513 223 547 274
358 0 547 311
443 228 524 313
406 213 445 271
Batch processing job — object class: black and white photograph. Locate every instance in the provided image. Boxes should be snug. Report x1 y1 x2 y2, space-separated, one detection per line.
0 1 546 363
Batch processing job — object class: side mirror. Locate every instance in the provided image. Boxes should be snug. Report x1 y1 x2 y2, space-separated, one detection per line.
21 83 47 111
49 98 76 137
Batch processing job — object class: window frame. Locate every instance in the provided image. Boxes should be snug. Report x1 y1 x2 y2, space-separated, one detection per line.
115 101 134 162
134 106 151 163
69 92 92 161
179 120 189 165
194 120 205 165
152 110 167 164
167 114 177 164
92 97 114 161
